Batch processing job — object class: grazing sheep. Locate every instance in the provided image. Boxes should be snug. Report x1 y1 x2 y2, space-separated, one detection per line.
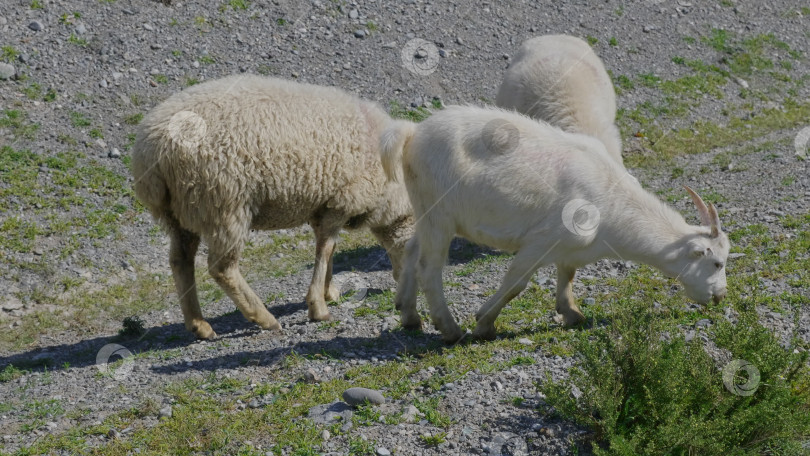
381 106 729 343
132 75 415 339
496 35 623 164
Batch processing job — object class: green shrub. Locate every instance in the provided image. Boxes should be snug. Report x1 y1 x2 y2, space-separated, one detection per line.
540 300 810 455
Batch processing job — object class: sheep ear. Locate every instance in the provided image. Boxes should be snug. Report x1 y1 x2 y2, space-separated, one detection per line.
684 185 711 227
708 203 721 237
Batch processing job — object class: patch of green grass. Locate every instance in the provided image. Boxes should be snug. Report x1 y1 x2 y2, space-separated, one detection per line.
636 73 661 88
220 0 249 11
198 55 215 65
0 364 27 382
1 45 19 63
414 397 454 427
88 127 104 139
67 33 88 46
541 298 810 455
0 109 40 139
586 35 598 46
420 432 447 446
30 0 43 9
124 112 143 125
153 74 169 84
276 17 287 26
388 100 432 122
609 37 618 46
184 77 200 87
614 75 634 92
69 111 91 127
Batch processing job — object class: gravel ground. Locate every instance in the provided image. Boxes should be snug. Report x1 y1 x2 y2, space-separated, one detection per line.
1 0 809 454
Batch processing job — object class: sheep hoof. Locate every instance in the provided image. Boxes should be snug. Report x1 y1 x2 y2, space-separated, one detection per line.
400 314 422 330
441 328 466 345
324 285 340 302
553 310 585 327
472 325 497 341
191 322 217 340
308 309 334 322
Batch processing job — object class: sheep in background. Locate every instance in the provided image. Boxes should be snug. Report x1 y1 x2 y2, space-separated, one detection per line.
382 106 728 343
496 35 623 164
132 75 415 339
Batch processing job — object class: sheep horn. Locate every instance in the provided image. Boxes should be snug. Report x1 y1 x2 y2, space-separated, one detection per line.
707 203 721 237
684 185 711 227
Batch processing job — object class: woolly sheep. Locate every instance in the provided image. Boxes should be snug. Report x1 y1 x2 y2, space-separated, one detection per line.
381 106 729 343
132 75 415 339
495 35 623 164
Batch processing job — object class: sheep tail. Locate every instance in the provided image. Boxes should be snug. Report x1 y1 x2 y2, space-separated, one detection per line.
379 120 417 183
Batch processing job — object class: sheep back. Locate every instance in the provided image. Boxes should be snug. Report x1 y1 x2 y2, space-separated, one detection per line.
131 75 396 245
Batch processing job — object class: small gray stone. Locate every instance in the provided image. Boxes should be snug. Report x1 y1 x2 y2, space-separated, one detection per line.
159 406 172 418
0 63 15 80
354 29 366 38
109 148 121 159
376 448 391 456
321 429 330 441
348 9 359 19
642 25 656 33
2 296 24 311
583 297 596 306
518 338 532 345
308 401 353 425
99 79 108 88
728 252 746 259
28 21 43 31
342 387 385 406
248 399 261 409
439 49 447 58
695 319 712 328
75 23 87 34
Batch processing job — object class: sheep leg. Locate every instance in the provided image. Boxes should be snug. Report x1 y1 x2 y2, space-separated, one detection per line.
168 226 216 339
553 265 585 326
395 237 422 330
306 221 341 321
208 247 281 331
473 249 543 340
415 231 461 343
323 250 340 303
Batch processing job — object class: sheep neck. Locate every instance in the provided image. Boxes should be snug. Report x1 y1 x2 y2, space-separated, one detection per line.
596 178 695 273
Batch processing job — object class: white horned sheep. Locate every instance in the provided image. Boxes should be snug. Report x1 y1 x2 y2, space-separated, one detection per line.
495 35 623 164
132 75 415 339
381 106 729 343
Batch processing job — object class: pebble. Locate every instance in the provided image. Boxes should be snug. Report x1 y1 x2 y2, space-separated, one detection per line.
695 319 712 328
321 429 330 441
348 9 359 19
28 21 43 31
518 338 532 345
583 297 596 306
75 23 87 34
342 387 385 406
0 63 15 80
354 29 366 38
2 296 24 311
642 24 656 33
159 406 172 419
376 448 391 456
